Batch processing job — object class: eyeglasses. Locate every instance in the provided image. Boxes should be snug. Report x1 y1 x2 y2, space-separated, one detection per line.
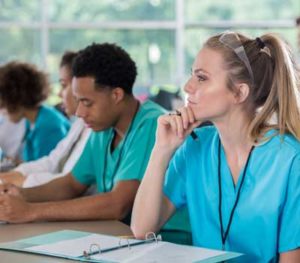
219 31 254 85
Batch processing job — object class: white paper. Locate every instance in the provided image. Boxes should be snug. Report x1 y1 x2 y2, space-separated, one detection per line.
25 233 226 262
93 242 226 262
25 233 125 257
93 242 158 262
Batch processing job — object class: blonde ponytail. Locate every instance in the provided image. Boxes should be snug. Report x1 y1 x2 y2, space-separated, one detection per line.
248 34 300 141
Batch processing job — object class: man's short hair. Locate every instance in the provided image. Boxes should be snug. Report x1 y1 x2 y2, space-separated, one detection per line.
72 43 137 95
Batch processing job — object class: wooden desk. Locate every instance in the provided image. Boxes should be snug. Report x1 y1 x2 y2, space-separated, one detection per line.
0 220 132 262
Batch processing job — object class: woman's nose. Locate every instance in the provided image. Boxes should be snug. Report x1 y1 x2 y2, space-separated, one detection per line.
183 78 193 94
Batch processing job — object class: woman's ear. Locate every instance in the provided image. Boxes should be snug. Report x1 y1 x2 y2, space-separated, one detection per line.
112 87 125 104
234 83 250 104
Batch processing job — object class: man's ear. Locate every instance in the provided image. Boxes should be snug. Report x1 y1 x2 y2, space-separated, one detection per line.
112 87 125 104
234 83 250 104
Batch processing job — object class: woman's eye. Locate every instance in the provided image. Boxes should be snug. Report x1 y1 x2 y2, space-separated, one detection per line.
196 75 206 81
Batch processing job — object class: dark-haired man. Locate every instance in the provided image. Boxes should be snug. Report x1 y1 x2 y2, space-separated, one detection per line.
0 43 164 224
0 44 191 245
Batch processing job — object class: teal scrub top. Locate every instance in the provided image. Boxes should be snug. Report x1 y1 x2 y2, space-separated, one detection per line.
72 101 164 192
72 100 191 233
164 126 300 262
22 105 70 162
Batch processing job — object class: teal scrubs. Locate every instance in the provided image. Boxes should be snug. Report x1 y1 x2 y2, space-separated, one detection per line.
164 126 300 262
72 101 164 192
72 100 191 237
23 105 70 162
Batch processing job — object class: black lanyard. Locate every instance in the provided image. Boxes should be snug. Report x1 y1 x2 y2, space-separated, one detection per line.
218 138 254 250
102 102 140 192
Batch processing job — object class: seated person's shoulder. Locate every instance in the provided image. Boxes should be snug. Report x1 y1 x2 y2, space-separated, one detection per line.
260 130 300 156
139 100 166 119
281 133 300 153
38 105 70 130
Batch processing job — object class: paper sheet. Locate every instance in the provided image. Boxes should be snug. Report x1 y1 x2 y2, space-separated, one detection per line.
93 242 226 262
25 233 123 257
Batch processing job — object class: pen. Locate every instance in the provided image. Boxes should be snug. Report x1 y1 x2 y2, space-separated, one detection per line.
191 130 198 140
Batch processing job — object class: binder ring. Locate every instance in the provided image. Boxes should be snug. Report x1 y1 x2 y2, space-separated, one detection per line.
145 232 161 243
90 243 101 254
83 243 101 258
118 238 131 249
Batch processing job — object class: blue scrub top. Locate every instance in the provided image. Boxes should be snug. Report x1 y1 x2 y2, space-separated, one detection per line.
22 105 70 162
72 100 191 234
164 126 300 262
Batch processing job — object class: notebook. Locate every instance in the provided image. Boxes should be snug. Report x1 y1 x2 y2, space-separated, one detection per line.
0 230 242 262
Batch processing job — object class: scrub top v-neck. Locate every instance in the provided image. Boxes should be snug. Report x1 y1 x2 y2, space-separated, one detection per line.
163 126 300 262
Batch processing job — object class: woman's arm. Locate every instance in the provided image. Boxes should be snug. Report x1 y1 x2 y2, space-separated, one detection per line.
131 108 201 238
131 145 176 238
280 248 300 263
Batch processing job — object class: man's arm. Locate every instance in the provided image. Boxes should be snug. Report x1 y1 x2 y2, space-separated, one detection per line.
31 180 140 222
21 173 87 202
0 178 140 223
0 171 24 186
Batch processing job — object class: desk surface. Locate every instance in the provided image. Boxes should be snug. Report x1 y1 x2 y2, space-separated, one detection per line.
0 220 132 262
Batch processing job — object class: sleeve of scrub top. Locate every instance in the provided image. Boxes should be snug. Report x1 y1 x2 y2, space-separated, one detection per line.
278 153 300 252
32 126 68 159
163 140 188 209
71 135 95 186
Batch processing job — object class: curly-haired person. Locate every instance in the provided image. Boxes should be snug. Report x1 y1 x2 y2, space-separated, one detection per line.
0 62 70 162
0 44 180 238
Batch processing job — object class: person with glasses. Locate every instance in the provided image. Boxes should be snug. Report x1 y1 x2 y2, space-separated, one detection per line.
131 31 300 262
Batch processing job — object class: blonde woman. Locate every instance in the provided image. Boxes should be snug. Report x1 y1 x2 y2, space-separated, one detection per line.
131 32 300 262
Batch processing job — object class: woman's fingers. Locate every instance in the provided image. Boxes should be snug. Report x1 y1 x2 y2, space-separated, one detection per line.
159 107 200 139
168 115 179 136
186 107 195 124
176 109 188 129
174 115 184 138
176 107 196 128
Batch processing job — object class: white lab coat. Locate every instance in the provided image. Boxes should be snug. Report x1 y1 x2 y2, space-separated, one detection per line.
14 118 91 187
0 114 25 159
